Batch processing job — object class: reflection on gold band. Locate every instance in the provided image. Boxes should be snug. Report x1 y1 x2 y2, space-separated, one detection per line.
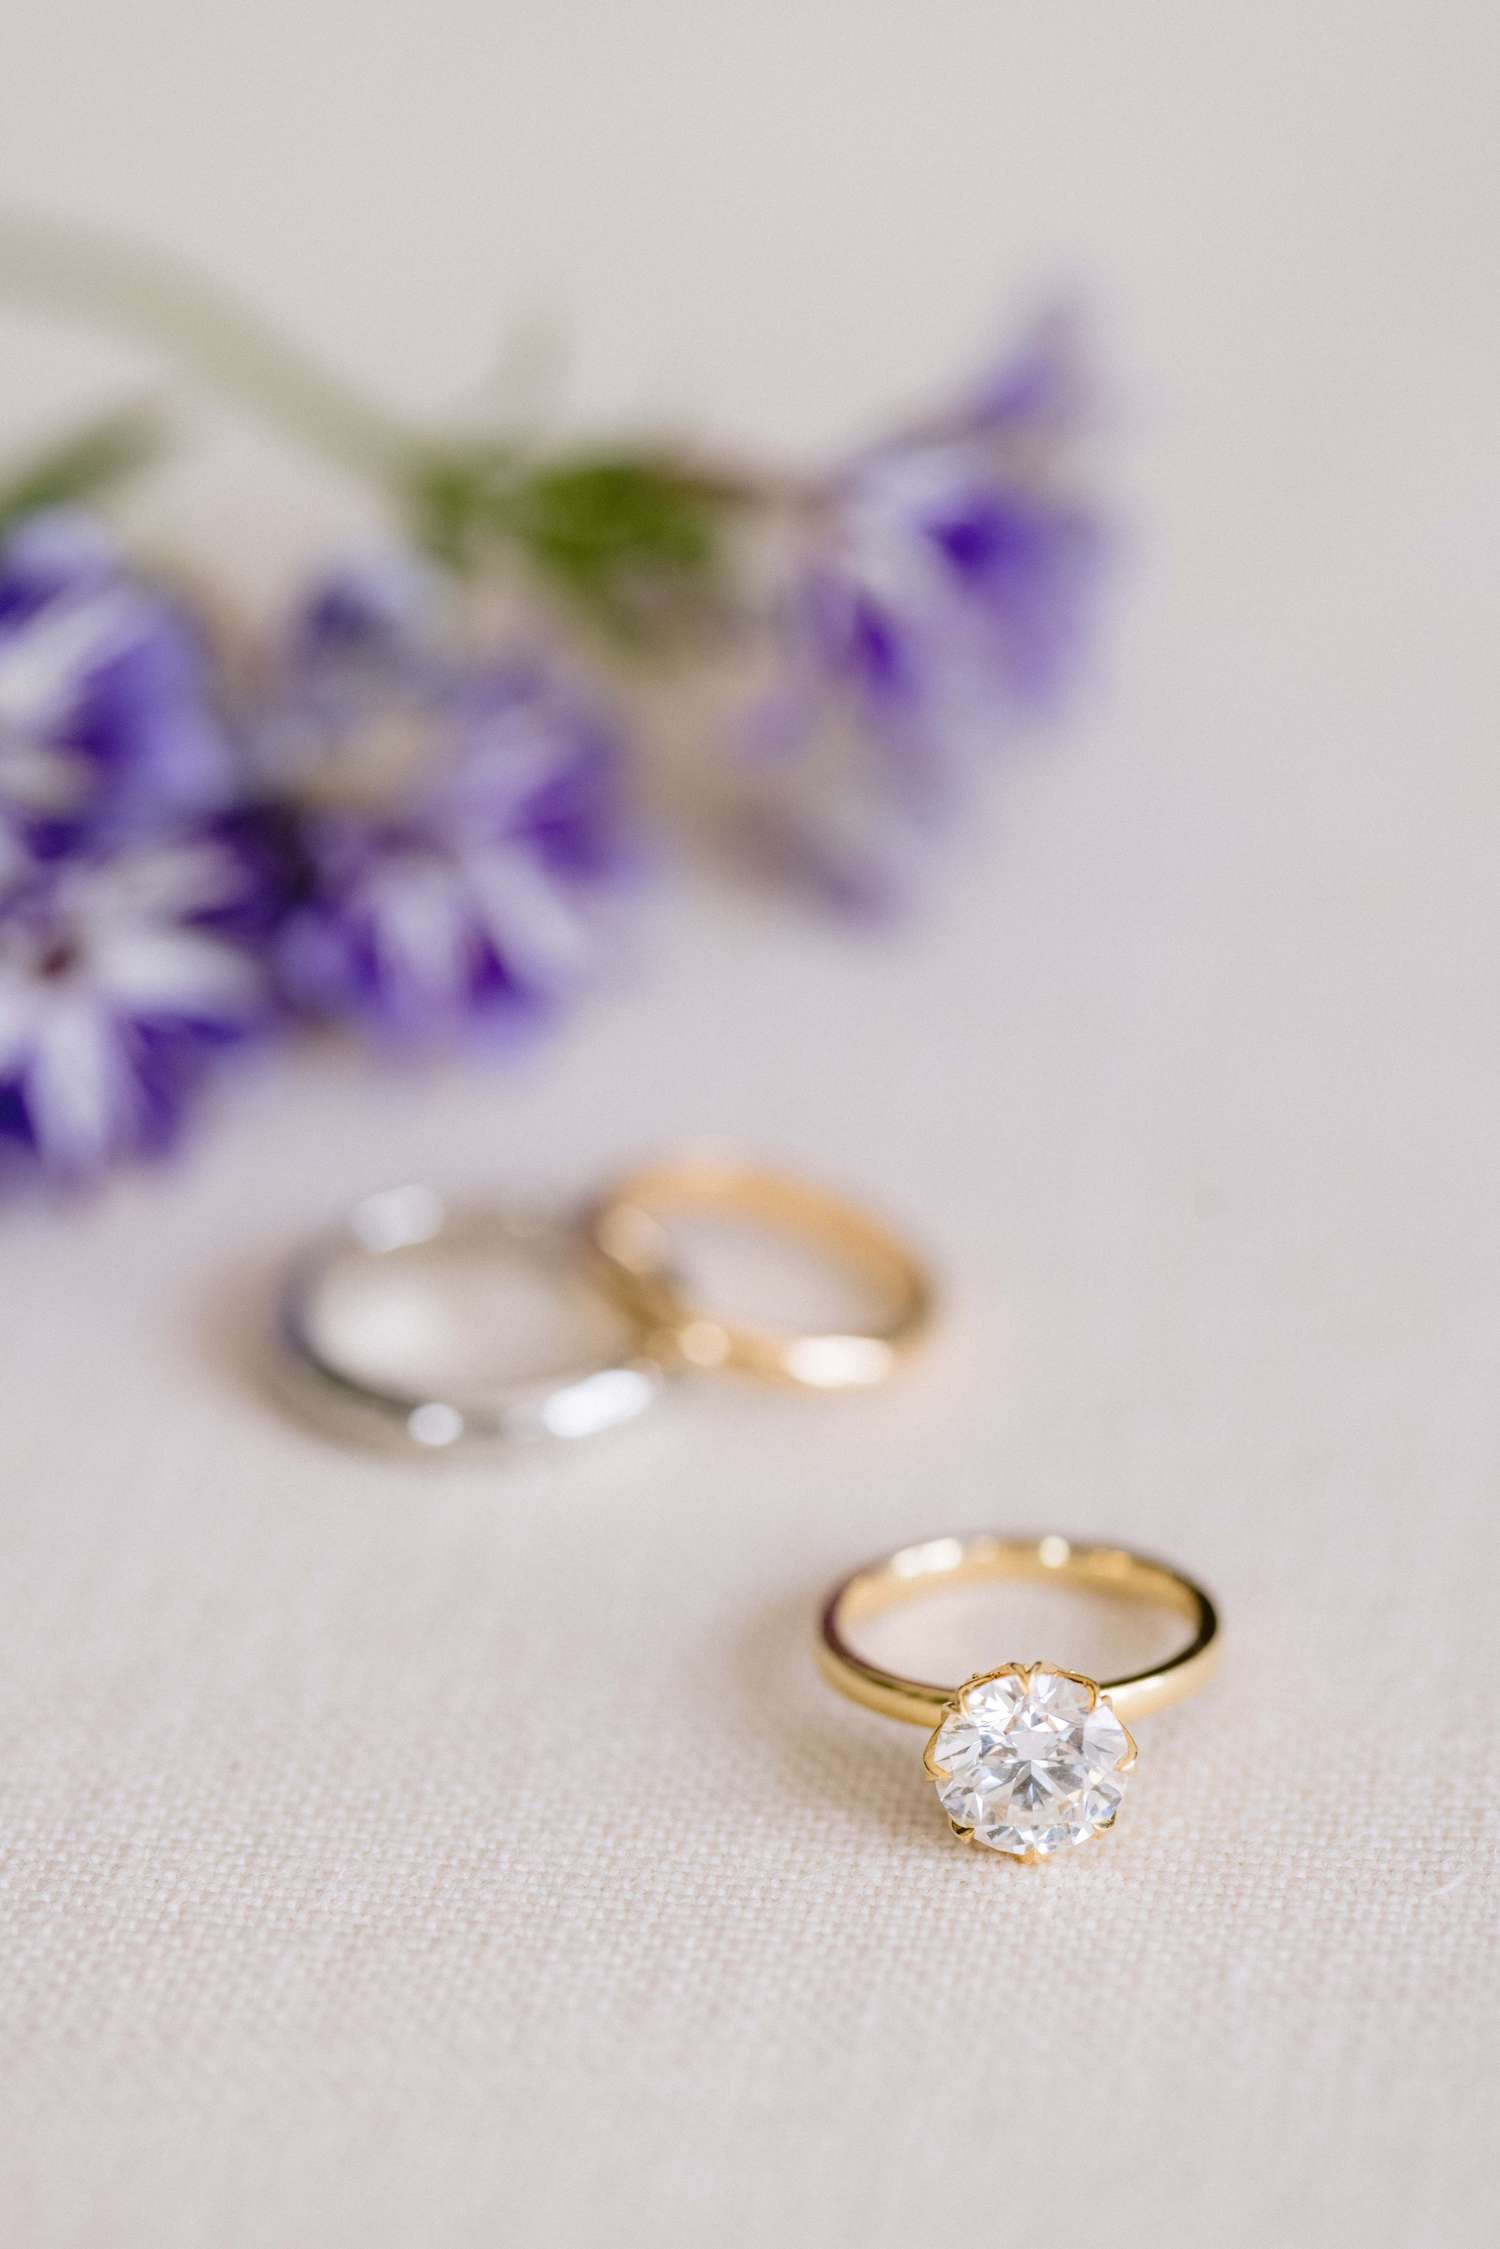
586 1152 934 1392
818 1533 1219 1727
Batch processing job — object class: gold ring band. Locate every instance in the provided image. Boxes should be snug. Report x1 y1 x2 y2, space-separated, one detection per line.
817 1533 1220 1861
585 1152 933 1390
819 1532 1219 1726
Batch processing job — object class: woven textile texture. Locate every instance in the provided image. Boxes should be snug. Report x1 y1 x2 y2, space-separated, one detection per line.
1 5 1497 2245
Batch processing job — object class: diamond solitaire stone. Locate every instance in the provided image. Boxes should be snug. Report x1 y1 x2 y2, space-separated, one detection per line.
924 1662 1136 1859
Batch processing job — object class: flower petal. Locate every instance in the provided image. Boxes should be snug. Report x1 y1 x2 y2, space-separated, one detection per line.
0 961 41 1072
461 844 591 995
0 585 149 737
93 924 265 1023
18 989 137 1175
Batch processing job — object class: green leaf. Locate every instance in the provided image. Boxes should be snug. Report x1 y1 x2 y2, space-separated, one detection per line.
510 455 723 645
404 444 726 646
404 440 519 573
0 403 167 537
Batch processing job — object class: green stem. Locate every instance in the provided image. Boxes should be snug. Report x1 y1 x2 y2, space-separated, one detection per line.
0 210 424 489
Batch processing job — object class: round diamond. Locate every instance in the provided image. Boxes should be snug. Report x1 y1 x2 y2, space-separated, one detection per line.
926 1663 1134 1857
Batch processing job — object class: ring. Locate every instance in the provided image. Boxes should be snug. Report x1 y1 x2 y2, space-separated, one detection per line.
584 1152 933 1389
278 1183 668 1455
817 1533 1219 1860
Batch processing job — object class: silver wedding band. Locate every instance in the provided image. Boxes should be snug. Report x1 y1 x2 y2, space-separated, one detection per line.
277 1183 668 1456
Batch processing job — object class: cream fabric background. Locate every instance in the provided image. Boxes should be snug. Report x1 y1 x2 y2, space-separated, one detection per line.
0 7 1496 2245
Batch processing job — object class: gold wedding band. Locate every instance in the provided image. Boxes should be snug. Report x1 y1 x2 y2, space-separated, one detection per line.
585 1152 934 1390
819 1533 1219 1860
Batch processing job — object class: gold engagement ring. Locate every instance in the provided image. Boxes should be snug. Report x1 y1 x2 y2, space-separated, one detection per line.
818 1533 1219 1861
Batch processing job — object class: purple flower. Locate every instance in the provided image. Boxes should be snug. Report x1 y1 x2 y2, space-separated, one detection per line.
744 312 1105 908
0 825 275 1183
0 509 238 886
249 559 631 1042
